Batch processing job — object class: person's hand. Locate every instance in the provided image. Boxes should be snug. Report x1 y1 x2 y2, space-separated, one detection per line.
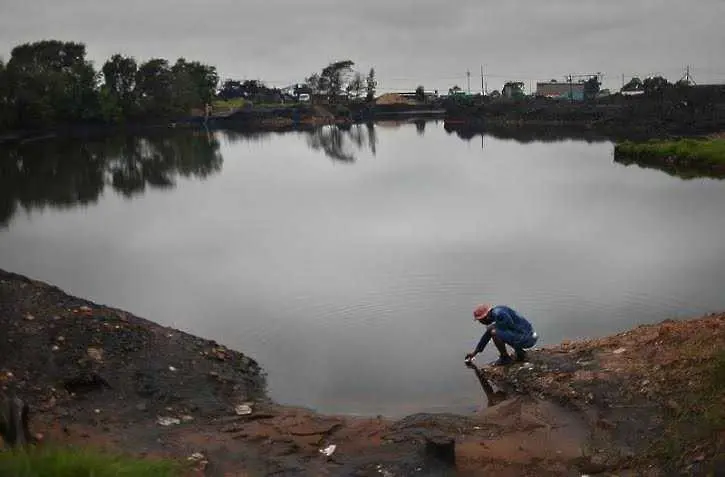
464 353 475 362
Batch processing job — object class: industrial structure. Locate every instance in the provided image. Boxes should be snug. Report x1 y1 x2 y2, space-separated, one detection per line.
535 80 585 101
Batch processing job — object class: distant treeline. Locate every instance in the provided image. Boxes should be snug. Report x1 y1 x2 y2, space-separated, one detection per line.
0 40 218 130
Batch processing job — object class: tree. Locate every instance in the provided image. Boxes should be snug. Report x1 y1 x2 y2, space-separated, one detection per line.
240 80 263 99
415 85 425 102
217 79 243 100
101 54 138 120
583 76 600 101
0 60 9 129
305 73 321 95
319 60 354 102
622 77 643 92
135 58 174 116
171 58 218 107
6 40 99 127
365 68 377 102
448 85 462 95
502 81 525 99
643 76 670 95
102 55 137 103
347 72 364 101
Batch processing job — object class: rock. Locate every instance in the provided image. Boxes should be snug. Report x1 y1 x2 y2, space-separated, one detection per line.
596 418 616 430
235 404 252 416
157 416 181 426
136 402 148 412
612 348 626 355
87 347 103 362
24 314 35 321
0 396 32 447
319 444 336 457
168 366 177 372
181 415 194 422
424 434 455 467
79 306 92 312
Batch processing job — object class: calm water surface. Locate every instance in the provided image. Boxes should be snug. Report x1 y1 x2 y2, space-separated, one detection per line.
2 122 725 416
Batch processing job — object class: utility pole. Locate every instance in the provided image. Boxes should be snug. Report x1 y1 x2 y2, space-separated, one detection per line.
680 65 696 85
483 65 488 95
568 74 573 103
466 70 471 94
480 65 484 95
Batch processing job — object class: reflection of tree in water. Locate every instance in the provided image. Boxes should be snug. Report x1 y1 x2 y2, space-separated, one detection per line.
443 121 611 144
218 123 379 162
0 130 222 226
414 119 426 136
306 124 378 163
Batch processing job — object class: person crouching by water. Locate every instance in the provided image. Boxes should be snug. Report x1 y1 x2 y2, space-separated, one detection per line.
465 304 538 366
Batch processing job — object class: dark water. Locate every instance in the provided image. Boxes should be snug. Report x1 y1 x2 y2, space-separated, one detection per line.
2 122 725 417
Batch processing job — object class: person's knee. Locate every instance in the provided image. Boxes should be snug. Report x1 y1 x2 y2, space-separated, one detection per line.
490 328 497 336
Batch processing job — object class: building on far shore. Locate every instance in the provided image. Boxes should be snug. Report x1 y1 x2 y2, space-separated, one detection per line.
536 80 585 101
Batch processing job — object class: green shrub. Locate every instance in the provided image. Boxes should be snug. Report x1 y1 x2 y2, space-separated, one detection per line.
615 138 725 165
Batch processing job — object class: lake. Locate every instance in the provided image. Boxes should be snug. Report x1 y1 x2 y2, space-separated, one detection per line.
1 121 725 417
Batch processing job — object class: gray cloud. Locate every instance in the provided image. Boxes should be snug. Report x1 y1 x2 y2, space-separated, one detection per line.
2 0 723 91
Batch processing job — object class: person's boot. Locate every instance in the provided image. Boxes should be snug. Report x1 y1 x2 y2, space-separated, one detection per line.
515 348 527 362
493 354 513 366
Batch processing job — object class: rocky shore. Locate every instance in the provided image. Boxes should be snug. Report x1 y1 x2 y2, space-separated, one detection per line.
1 268 723 476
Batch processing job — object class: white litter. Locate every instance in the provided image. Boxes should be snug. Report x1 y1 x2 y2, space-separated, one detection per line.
612 348 626 354
187 452 205 462
168 366 177 372
319 444 336 457
157 416 181 426
235 404 252 415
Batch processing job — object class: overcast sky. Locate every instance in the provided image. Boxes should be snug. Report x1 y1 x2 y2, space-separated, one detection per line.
2 0 724 93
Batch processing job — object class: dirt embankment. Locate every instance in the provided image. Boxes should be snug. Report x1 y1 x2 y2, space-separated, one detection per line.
1 269 723 476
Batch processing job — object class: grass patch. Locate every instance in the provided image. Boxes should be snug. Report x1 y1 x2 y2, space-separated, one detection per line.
648 350 725 471
212 97 248 111
615 138 725 165
0 446 182 477
212 99 309 111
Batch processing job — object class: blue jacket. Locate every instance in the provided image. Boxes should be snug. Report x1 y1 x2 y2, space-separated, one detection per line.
489 305 533 335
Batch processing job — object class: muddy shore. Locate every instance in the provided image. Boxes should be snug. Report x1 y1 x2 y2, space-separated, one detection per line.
1 268 723 476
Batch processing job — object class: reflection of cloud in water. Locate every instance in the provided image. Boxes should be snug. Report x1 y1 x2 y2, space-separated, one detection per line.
0 131 222 227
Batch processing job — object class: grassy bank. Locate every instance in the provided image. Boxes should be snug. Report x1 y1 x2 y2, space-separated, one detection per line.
615 138 725 165
0 447 181 477
652 348 725 471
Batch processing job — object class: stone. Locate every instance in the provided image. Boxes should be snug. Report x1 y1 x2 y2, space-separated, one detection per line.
87 348 103 362
157 416 181 426
424 434 455 467
319 444 336 457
